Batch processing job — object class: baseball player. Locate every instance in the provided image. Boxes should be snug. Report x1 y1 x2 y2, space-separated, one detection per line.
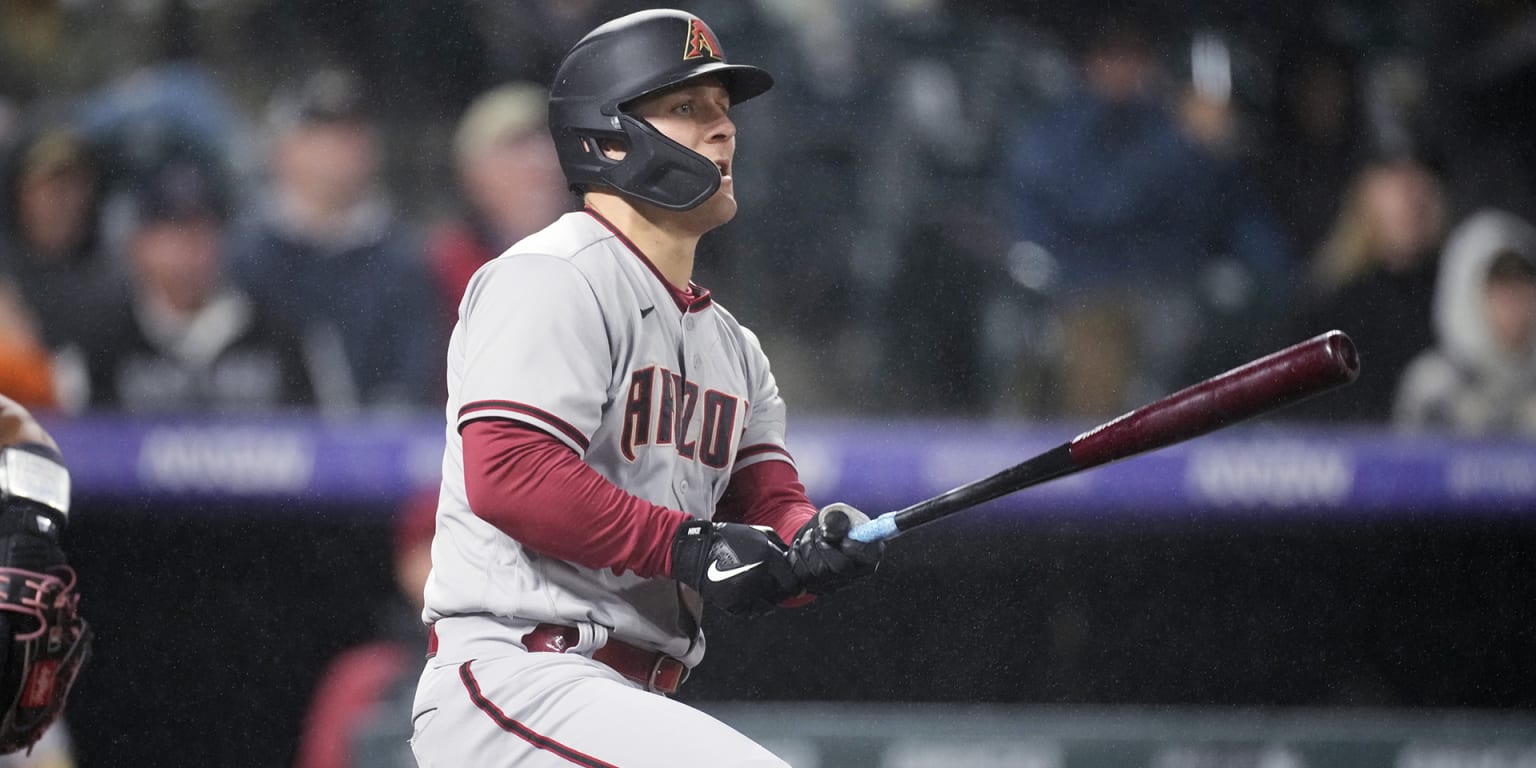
410 9 883 768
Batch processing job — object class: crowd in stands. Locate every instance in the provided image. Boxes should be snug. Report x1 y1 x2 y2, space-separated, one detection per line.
1 0 1534 437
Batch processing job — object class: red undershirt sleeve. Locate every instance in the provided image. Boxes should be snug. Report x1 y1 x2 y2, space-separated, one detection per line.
462 419 691 578
715 459 818 545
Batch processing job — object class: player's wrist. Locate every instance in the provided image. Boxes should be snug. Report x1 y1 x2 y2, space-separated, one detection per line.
788 502 883 596
670 519 801 617
0 444 70 540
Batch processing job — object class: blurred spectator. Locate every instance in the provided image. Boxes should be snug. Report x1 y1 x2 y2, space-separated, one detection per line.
1264 41 1365 260
294 490 435 768
0 277 56 409
1395 210 1536 434
0 122 123 351
60 146 316 413
427 82 570 321
1292 154 1447 422
998 15 1287 417
469 0 650 86
228 68 440 412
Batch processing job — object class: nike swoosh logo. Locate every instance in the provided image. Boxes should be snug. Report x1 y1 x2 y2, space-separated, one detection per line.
706 560 763 582
640 305 655 319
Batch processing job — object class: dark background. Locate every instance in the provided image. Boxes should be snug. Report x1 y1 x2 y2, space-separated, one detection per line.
61 497 1536 767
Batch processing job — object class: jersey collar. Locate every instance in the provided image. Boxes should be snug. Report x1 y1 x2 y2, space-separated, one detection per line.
584 207 713 314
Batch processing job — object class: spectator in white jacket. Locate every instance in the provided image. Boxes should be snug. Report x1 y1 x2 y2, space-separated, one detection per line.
1395 210 1536 435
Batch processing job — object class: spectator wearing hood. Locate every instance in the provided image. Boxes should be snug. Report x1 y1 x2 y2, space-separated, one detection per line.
0 122 123 351
1395 210 1536 435
61 147 317 413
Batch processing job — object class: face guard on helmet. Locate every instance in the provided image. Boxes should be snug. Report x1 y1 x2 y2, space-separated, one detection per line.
548 9 774 211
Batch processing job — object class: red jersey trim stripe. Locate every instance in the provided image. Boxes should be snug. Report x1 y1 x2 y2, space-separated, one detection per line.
583 207 714 314
458 400 590 452
736 443 793 462
458 661 621 768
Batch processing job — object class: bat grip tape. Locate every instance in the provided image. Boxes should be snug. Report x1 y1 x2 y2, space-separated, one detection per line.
847 513 899 544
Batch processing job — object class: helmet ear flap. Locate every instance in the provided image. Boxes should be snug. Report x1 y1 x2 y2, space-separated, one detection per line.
595 114 721 211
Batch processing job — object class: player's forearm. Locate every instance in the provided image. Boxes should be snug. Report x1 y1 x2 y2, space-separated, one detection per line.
715 458 817 545
462 419 691 578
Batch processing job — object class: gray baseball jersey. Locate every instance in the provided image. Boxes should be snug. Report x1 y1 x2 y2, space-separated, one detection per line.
422 209 793 666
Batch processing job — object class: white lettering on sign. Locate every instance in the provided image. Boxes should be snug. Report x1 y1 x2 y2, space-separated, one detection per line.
1397 744 1536 768
1186 442 1353 507
884 740 1062 768
138 428 315 493
1153 745 1305 768
1447 453 1536 499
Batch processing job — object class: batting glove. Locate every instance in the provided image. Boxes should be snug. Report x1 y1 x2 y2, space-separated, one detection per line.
671 520 800 618
789 502 884 595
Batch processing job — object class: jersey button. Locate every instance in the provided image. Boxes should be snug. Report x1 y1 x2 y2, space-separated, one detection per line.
692 354 702 366
685 317 695 331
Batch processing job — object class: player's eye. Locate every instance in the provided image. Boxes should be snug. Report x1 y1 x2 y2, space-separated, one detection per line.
673 101 694 116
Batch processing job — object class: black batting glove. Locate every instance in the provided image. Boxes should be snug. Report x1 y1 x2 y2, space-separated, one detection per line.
789 503 883 596
671 520 800 617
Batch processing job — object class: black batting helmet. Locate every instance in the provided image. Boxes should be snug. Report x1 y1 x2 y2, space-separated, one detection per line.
548 9 773 211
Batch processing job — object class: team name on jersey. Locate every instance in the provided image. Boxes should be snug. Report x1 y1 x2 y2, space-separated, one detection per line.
620 366 742 468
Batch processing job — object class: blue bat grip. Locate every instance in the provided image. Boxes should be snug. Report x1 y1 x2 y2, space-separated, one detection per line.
847 512 900 543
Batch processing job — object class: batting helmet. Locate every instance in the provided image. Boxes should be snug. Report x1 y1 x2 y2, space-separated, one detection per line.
548 9 773 211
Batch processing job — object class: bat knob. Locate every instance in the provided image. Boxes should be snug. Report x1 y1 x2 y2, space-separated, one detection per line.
818 503 855 543
1324 330 1362 382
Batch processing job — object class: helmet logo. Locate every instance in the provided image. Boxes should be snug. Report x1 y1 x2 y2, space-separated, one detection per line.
682 18 723 61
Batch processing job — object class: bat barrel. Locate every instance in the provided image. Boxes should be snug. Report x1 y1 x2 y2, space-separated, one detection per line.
847 330 1359 544
1069 330 1359 469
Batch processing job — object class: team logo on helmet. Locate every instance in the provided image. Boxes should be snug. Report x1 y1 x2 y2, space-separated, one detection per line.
682 18 723 61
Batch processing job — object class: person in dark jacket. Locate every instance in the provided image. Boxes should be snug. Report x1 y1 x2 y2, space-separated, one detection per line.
62 148 317 413
0 121 125 352
1291 154 1448 422
226 68 440 412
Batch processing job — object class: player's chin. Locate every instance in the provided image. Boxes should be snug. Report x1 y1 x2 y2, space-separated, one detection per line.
691 187 738 229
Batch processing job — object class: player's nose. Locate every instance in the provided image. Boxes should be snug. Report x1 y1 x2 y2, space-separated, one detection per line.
707 109 736 143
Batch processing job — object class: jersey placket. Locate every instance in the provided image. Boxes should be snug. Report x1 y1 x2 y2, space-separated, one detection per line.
672 308 708 513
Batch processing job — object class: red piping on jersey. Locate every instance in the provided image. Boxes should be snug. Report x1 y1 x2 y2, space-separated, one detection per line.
458 661 622 768
460 400 591 452
735 443 794 463
583 207 714 314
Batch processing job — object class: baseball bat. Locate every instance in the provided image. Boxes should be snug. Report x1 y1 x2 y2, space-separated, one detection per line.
847 330 1360 543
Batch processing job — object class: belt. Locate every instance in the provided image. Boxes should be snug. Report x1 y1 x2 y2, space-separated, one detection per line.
427 623 688 695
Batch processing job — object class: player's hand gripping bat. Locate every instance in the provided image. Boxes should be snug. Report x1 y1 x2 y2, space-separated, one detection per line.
848 330 1361 543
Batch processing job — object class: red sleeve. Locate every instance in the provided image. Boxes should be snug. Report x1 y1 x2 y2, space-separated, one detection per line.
715 459 818 545
462 419 691 578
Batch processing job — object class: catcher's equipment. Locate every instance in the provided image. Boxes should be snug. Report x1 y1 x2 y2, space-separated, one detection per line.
0 445 89 755
789 503 883 595
548 8 773 210
670 519 798 618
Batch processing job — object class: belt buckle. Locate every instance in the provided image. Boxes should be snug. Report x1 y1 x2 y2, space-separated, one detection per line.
646 654 688 695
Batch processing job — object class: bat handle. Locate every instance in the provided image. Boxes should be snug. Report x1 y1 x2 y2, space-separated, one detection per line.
847 512 901 544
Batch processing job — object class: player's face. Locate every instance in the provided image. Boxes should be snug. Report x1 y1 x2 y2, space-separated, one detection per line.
628 79 737 226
